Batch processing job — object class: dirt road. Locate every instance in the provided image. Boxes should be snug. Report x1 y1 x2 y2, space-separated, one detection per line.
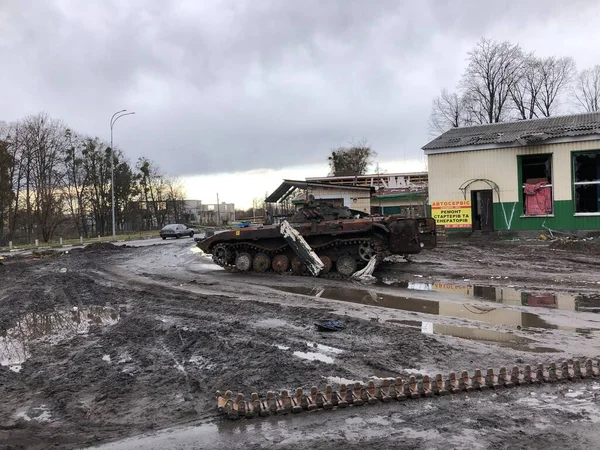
1 236 600 449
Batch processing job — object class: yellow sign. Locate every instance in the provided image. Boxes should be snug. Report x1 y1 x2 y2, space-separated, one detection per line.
235 230 240 236
431 200 472 229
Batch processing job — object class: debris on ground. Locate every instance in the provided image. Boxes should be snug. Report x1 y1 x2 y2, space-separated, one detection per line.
2 237 600 449
548 237 600 254
31 249 58 258
350 255 378 284
82 242 125 252
216 359 600 420
314 319 346 331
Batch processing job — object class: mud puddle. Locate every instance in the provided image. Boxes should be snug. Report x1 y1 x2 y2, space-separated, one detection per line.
273 285 560 330
272 341 344 364
382 278 600 313
418 321 557 353
271 285 596 352
0 305 120 369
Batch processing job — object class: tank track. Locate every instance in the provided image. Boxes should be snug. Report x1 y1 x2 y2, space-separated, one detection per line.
216 358 600 420
211 237 386 279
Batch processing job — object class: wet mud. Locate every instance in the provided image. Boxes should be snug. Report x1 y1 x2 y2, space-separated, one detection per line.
1 237 600 449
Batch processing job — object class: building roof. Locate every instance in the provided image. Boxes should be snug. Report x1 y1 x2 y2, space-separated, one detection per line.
422 112 600 152
306 171 428 182
373 187 428 200
265 179 372 203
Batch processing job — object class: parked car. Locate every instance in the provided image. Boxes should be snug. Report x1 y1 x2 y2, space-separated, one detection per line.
160 224 195 239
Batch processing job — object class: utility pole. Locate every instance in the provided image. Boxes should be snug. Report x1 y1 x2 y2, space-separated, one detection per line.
110 110 135 240
216 193 221 225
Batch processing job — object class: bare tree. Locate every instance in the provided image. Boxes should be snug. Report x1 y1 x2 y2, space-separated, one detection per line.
82 138 115 236
510 54 543 120
63 130 90 237
21 113 68 242
0 138 14 243
428 89 472 134
163 176 186 223
1 121 25 242
328 141 376 176
460 38 525 123
572 65 600 112
137 158 168 228
536 56 576 117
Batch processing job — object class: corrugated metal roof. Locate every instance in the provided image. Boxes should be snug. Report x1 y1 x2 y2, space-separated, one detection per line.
422 112 600 151
265 179 372 203
373 187 427 200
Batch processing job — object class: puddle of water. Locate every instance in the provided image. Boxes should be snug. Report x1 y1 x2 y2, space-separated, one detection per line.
431 323 558 353
0 306 120 366
292 351 334 364
382 278 600 313
272 285 558 331
307 342 344 354
271 285 587 352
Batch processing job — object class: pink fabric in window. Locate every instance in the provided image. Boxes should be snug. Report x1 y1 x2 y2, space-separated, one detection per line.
524 183 552 215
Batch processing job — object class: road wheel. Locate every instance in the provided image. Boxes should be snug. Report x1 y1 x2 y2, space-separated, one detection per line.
189 231 194 237
253 253 271 272
291 256 307 274
176 234 181 239
336 255 357 277
162 236 166 240
235 252 252 272
358 241 377 262
272 255 289 273
212 244 233 266
319 255 332 274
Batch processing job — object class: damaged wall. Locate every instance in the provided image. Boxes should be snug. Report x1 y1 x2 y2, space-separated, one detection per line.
427 139 600 231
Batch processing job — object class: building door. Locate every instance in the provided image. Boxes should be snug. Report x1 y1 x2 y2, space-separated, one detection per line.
471 190 494 232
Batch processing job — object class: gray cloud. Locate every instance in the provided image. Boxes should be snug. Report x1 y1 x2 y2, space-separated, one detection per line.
1 0 599 176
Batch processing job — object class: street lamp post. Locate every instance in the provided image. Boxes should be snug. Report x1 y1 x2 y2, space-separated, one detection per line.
110 110 135 240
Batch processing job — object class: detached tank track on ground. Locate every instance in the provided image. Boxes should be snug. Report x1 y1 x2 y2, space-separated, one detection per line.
217 359 600 420
213 237 385 279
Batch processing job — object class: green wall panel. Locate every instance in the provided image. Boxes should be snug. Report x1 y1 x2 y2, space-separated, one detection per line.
493 200 600 231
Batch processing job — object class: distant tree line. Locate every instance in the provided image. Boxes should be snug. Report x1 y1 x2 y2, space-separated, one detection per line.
0 112 186 245
429 38 600 134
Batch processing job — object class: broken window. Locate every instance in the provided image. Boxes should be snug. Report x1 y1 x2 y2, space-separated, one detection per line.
521 154 553 216
573 151 600 214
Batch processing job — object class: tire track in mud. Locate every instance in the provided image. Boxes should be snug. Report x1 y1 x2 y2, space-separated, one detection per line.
0 251 458 449
3 240 600 449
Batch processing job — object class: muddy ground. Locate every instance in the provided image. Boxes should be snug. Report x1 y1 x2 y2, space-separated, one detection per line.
1 236 600 449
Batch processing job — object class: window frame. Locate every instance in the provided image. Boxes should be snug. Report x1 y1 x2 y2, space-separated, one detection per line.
518 153 555 218
572 150 600 216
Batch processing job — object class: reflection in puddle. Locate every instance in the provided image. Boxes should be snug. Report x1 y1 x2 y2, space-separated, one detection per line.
382 278 600 313
0 306 120 367
272 285 557 330
403 320 557 353
429 323 558 353
271 285 596 352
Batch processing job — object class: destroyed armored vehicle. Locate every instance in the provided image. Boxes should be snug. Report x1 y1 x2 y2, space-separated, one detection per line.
195 202 437 277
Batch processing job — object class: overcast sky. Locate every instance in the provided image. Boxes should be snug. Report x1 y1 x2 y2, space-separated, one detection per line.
2 0 600 207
